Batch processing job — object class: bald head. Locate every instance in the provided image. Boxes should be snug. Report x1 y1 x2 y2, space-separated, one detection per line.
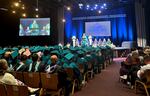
51 55 58 63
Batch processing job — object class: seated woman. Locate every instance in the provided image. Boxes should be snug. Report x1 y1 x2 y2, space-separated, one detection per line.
137 55 150 80
0 59 39 93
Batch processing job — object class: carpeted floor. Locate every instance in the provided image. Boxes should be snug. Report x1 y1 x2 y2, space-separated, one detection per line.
75 58 143 96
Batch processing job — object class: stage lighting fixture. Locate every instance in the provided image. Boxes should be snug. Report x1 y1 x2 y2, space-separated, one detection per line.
22 13 26 17
94 6 97 9
67 7 71 11
79 6 82 9
62 19 66 22
98 10 102 14
12 10 16 14
103 3 106 6
22 6 25 10
101 6 104 9
79 3 83 7
36 14 39 18
35 8 39 11
14 2 19 7
86 5 90 8
95 4 98 7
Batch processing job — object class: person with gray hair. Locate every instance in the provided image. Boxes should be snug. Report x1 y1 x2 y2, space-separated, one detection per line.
0 59 39 93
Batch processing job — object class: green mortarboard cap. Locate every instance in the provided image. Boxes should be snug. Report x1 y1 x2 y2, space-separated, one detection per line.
77 50 84 55
62 50 70 55
11 51 18 59
29 46 35 51
24 46 29 49
69 47 77 51
51 50 60 55
12 48 18 51
0 50 5 55
31 46 41 53
65 53 74 60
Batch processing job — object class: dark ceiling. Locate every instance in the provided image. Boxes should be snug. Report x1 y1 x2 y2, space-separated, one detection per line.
0 0 135 10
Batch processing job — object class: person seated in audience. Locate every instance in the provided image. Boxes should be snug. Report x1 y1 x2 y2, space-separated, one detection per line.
45 55 61 73
28 53 45 72
41 49 50 65
137 55 150 80
0 59 39 93
3 51 13 68
45 55 71 96
119 50 141 85
15 54 29 71
126 55 150 89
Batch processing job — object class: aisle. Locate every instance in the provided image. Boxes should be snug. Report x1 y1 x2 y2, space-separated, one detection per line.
75 58 139 96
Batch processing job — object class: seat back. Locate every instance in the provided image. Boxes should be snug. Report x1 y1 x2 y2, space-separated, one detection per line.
141 70 150 85
11 71 24 82
40 73 58 90
78 63 84 73
23 72 40 88
0 83 7 96
5 84 29 96
87 62 93 70
65 68 75 80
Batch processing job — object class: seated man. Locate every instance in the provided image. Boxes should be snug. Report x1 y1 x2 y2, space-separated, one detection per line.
28 53 45 72
45 55 70 96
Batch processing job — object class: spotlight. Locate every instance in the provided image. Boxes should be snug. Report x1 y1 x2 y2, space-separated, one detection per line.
94 6 97 9
14 2 19 7
98 10 102 14
79 6 83 9
67 7 71 11
22 13 26 17
95 4 98 7
22 6 25 10
35 8 39 11
79 3 83 7
86 5 90 8
36 14 39 18
101 6 104 9
62 19 66 22
103 3 107 6
12 10 16 14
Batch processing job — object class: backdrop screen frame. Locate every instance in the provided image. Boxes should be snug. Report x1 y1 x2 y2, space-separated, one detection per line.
85 21 111 36
19 18 50 36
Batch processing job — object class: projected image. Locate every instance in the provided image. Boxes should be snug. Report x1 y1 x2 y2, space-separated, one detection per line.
85 21 111 36
19 18 50 36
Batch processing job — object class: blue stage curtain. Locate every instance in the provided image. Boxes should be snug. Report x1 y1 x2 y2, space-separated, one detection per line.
65 13 136 46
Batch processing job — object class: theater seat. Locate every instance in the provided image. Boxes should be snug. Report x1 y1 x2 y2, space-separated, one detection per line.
0 83 7 96
135 70 150 96
40 73 62 96
5 84 29 96
23 72 41 88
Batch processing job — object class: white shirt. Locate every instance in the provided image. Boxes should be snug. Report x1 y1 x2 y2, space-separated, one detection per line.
137 64 150 78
